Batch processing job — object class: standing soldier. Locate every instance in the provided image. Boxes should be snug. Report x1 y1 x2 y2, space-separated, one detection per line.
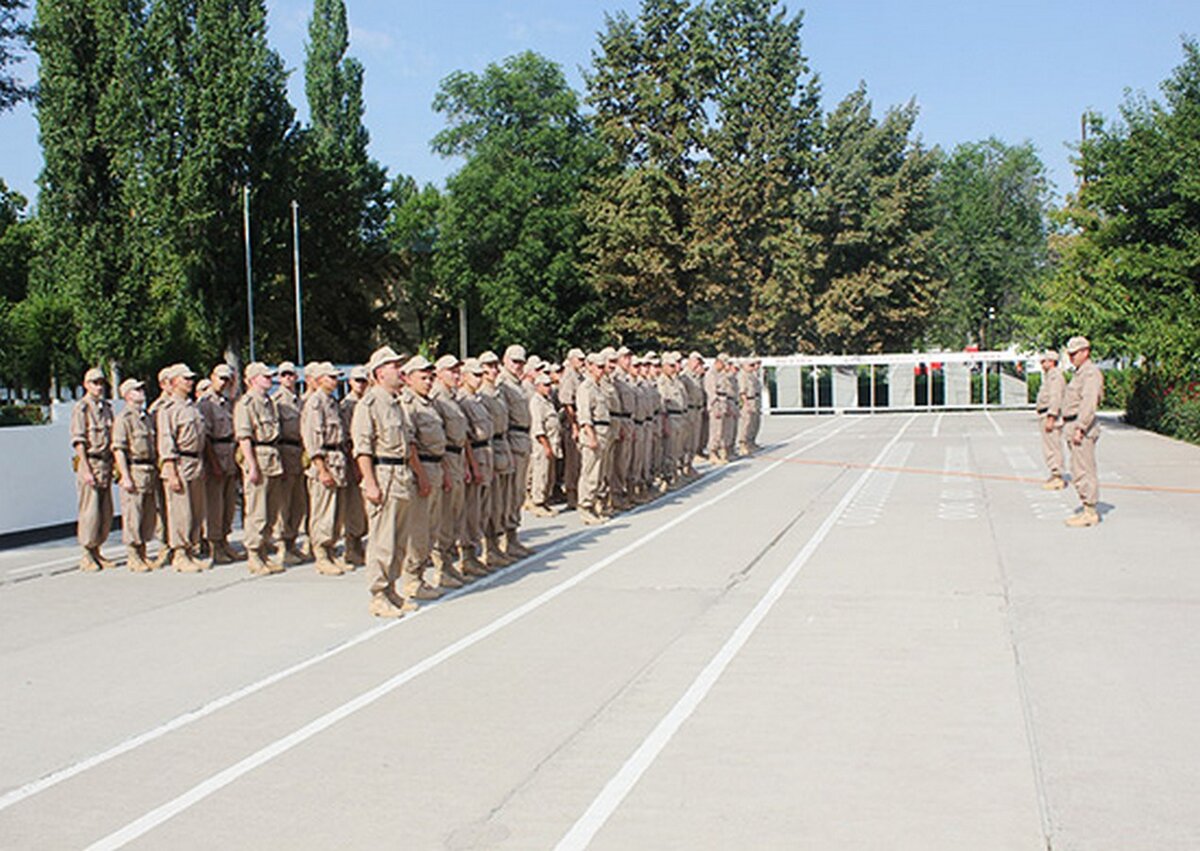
234 363 285 575
199 363 242 563
576 352 612 525
157 363 208 572
682 353 705 478
498 345 535 558
112 378 158 571
1036 350 1067 490
400 355 452 596
146 365 174 565
704 354 727 464
719 354 739 460
430 354 476 587
479 352 515 568
273 362 308 565
457 358 494 577
659 353 688 487
528 372 562 516
72 367 115 571
340 365 369 567
351 346 417 617
302 362 349 576
1062 336 1104 527
737 359 762 455
558 348 585 508
598 348 621 514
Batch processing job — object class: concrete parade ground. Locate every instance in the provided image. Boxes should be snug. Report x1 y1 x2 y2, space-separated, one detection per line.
1 411 1198 850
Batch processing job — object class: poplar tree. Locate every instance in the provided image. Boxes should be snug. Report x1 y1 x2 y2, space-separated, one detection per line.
1 0 33 110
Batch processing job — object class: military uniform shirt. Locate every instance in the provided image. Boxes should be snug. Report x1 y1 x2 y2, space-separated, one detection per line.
351 384 415 501
302 389 348 486
112 405 157 490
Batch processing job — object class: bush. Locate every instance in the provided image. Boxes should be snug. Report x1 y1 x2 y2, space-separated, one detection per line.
0 404 46 426
1124 370 1200 445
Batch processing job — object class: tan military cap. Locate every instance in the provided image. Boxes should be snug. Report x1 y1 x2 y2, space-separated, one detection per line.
1041 349 1060 362
277 361 297 375
244 361 274 380
585 352 605 366
157 366 172 384
306 361 341 379
534 373 552 386
401 354 434 374
662 352 680 366
689 351 704 361
566 347 585 361
349 365 369 381
461 357 484 375
434 354 461 371
196 378 212 395
118 377 144 397
168 363 197 380
366 346 403 375
616 345 631 357
527 354 545 372
503 344 527 362
212 363 234 378
478 350 500 365
84 366 106 383
1066 336 1091 354
549 362 562 373
599 346 617 361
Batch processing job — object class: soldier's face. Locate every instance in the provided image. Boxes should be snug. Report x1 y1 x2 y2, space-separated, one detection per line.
375 362 402 392
438 367 461 389
250 374 272 392
483 364 499 380
126 388 145 407
462 371 480 391
351 378 367 395
408 368 433 395
86 378 105 397
211 375 230 394
279 372 297 390
506 358 525 378
317 374 338 393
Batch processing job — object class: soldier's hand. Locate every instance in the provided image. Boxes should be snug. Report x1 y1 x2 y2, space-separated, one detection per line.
1072 429 1084 446
122 478 137 494
319 469 336 489
81 467 96 488
417 477 432 498
1043 416 1055 433
442 473 452 493
587 437 599 451
544 444 554 459
167 473 184 494
247 465 262 486
364 482 383 505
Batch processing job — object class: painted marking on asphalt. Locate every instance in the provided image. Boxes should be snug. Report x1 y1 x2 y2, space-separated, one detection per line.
837 442 913 527
75 420 862 849
937 444 981 521
932 413 944 438
553 415 917 851
985 411 1004 436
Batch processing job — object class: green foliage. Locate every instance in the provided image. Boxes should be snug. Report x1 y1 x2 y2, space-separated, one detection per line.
1125 369 1200 445
433 51 603 355
0 0 33 111
930 138 1051 348
0 403 45 426
382 175 453 353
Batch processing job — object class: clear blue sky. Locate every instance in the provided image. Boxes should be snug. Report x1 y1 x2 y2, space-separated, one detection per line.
2 0 1197 206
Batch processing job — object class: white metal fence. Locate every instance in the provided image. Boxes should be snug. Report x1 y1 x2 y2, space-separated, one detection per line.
761 350 1039 415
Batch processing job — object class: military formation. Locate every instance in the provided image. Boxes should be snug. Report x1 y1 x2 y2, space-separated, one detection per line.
69 344 766 617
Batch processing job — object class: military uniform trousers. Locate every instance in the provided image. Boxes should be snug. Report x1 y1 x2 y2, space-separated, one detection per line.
165 474 205 551
402 458 442 593
242 472 283 553
722 402 737 453
1042 421 1065 476
437 450 467 559
611 420 633 501
77 465 114 549
707 407 726 456
342 471 366 542
529 444 558 507
275 470 307 544
120 478 157 546
465 445 492 548
204 467 238 543
668 415 686 477
1069 430 1101 505
507 446 530 531
307 476 344 552
365 491 410 598
578 428 610 512
562 425 581 505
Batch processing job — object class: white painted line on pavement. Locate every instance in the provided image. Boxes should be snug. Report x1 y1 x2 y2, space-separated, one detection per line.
82 418 861 851
554 414 916 851
932 412 944 438
985 411 1004 436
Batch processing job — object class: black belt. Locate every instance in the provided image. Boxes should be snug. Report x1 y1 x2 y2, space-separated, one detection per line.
211 436 234 444
509 424 530 433
280 438 301 447
418 453 443 463
87 451 112 460
688 404 700 410
1063 415 1078 422
591 419 611 427
471 440 490 449
373 456 406 465
251 438 277 446
668 408 684 415
131 458 156 466
445 445 463 455
321 443 343 451
612 412 631 419
1036 407 1048 415
634 418 646 425
177 450 200 458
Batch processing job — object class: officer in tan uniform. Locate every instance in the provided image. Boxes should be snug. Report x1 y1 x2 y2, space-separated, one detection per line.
112 377 159 571
234 362 285 575
340 365 369 567
719 354 739 459
199 363 242 563
302 362 349 576
72 367 115 571
146 365 174 563
737 359 762 455
1035 350 1067 490
272 362 308 564
400 355 452 596
558 348 585 508
528 372 562 516
658 353 688 487
479 351 516 568
576 352 611 525
598 347 621 514
1062 336 1104 527
430 354 476 587
498 345 535 558
684 352 707 473
609 347 637 511
157 363 208 572
352 346 417 616
457 358 494 577
704 354 728 464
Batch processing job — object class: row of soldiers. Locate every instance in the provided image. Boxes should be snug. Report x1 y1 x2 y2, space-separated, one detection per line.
69 345 765 617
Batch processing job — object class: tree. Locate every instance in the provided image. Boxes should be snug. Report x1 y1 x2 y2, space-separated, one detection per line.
433 51 602 355
791 86 942 353
1023 39 1200 374
930 138 1050 348
582 0 706 348
688 0 820 353
382 176 452 353
295 0 389 361
0 0 33 111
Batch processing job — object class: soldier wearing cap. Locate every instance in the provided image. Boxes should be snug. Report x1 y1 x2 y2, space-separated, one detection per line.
684 353 707 474
558 348 585 508
658 352 688 488
478 351 516 568
352 346 417 617
272 362 308 564
457 358 495 577
719 354 739 460
145 365 174 564
157 363 208 572
199 363 242 563
597 348 622 514
234 363 285 575
528 372 562 516
72 367 115 571
112 377 159 571
703 354 728 464
1035 349 1067 490
575 352 611 524
737 358 762 456
498 345 535 558
340 365 370 567
627 356 649 503
399 354 451 598
301 362 350 575
430 354 476 588
609 347 638 511
1062 336 1104 527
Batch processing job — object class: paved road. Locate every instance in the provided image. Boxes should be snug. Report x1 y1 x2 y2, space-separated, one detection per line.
1 412 1197 850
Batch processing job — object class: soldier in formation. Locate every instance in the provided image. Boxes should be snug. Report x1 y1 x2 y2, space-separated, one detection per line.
1035 350 1067 490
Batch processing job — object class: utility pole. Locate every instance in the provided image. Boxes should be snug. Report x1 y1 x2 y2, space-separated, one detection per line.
243 184 256 363
291 200 304 369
